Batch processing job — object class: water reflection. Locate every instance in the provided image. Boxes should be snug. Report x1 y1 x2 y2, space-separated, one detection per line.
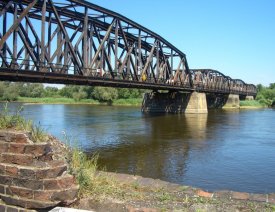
98 113 210 181
185 114 208 141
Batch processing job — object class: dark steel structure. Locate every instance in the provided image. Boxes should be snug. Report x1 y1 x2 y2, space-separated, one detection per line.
0 0 257 96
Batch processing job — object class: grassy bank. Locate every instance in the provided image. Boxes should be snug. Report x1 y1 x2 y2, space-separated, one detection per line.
240 100 266 108
16 97 142 106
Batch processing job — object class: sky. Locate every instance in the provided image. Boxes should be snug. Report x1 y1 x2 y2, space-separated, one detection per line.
89 0 275 86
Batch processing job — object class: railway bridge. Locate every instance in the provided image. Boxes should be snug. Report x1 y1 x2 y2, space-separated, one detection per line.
0 0 257 113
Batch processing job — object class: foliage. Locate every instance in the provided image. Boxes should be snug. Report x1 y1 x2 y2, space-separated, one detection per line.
117 88 144 99
255 83 275 107
68 148 99 195
1 82 19 101
0 103 28 129
0 103 46 142
92 87 118 104
240 100 265 107
44 86 59 97
72 91 88 102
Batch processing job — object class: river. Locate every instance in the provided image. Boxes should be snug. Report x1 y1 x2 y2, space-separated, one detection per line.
2 103 275 193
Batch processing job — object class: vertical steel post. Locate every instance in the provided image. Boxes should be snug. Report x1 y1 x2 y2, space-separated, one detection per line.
2 10 7 67
41 0 46 70
170 49 173 72
156 41 159 79
12 3 18 67
115 19 118 73
83 6 88 71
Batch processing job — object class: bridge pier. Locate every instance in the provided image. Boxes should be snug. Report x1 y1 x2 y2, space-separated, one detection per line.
245 95 254 101
141 92 208 113
222 94 240 108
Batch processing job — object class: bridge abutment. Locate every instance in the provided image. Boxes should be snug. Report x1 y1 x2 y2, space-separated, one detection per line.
141 92 208 113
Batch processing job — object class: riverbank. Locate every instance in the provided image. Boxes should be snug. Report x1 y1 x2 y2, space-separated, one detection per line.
71 171 275 211
7 97 268 109
15 97 143 106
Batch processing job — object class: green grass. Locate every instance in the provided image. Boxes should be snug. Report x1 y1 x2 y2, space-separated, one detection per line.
17 97 142 106
240 100 265 108
17 97 100 104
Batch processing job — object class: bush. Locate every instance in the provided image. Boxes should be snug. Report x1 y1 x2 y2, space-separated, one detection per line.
92 87 118 104
2 84 19 101
72 91 88 101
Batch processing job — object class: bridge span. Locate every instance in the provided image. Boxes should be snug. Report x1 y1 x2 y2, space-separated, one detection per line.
0 0 257 113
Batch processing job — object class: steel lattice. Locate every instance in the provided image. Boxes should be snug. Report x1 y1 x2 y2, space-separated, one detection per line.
0 0 257 96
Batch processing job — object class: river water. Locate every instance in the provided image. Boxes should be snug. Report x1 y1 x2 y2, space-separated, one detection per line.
3 103 275 193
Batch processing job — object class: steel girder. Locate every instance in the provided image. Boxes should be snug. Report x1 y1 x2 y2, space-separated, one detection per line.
0 0 257 96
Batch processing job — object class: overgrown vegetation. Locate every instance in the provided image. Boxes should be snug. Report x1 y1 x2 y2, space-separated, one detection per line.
255 83 275 107
0 81 145 105
240 100 265 107
63 132 126 200
0 103 47 142
64 133 142 200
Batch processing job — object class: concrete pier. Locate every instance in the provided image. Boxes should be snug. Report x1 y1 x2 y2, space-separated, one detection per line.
223 94 240 108
185 92 208 113
141 92 208 114
245 95 254 101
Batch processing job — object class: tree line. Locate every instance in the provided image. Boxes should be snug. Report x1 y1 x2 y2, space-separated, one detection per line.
0 82 145 104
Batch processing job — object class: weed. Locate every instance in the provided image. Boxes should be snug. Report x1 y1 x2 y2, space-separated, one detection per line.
157 192 173 202
31 124 47 143
179 185 190 191
0 102 47 142
131 181 140 190
183 194 190 204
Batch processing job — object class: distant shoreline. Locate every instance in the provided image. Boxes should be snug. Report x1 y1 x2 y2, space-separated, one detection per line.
1 98 268 109
1 97 143 106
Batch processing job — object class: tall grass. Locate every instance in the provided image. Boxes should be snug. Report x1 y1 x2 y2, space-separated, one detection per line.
240 100 265 107
63 132 142 200
0 102 47 142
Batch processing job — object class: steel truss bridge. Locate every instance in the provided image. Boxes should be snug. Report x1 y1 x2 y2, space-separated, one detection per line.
0 0 257 96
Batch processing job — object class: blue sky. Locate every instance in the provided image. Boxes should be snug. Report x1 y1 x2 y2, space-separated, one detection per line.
91 0 275 86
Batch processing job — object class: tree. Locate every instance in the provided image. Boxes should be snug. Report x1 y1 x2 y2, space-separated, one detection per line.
2 83 19 101
256 84 263 92
269 83 275 89
44 86 59 97
72 91 87 101
0 82 6 98
59 85 80 98
92 87 118 105
30 84 45 98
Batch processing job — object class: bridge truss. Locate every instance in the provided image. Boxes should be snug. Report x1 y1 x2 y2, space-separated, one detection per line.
0 0 256 96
